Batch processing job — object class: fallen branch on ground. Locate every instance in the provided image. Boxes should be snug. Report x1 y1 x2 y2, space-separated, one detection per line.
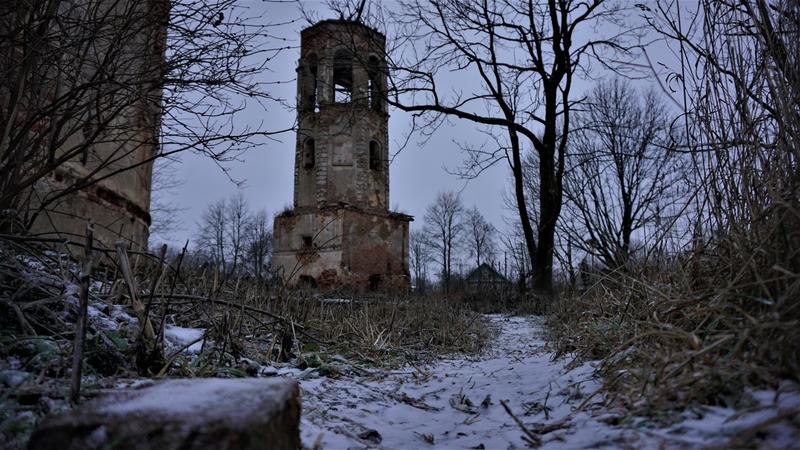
500 399 542 447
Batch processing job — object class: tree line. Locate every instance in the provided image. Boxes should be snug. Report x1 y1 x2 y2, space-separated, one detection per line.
414 77 684 295
412 192 498 294
183 193 273 280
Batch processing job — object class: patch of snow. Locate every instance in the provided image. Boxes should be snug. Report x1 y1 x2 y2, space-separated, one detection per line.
89 280 105 294
86 304 119 332
115 378 156 390
109 304 137 326
0 370 32 388
61 282 120 332
290 315 800 449
64 283 79 300
2 356 22 371
259 366 279 377
164 325 205 354
644 382 800 449
321 298 352 304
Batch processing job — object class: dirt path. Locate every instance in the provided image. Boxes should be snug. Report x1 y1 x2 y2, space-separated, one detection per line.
294 315 799 449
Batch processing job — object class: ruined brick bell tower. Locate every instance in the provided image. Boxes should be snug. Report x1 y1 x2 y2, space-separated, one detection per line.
272 20 412 291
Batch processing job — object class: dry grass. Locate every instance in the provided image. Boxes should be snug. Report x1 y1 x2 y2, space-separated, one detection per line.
548 231 800 417
1 237 493 380
174 285 494 369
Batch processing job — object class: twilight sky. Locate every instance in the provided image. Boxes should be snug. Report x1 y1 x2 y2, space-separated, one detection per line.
153 0 682 251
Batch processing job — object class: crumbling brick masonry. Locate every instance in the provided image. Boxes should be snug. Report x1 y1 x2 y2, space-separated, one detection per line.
272 20 412 291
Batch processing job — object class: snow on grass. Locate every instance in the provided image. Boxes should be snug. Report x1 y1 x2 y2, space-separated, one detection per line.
163 325 205 354
285 315 799 449
85 304 120 332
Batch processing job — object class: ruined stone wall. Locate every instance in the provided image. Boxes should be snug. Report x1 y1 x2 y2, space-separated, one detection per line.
295 107 388 210
273 206 410 291
22 0 166 252
29 109 157 251
273 20 411 292
294 21 389 212
272 208 345 285
340 209 410 291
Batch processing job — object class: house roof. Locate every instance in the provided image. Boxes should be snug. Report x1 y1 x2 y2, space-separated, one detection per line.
466 263 509 284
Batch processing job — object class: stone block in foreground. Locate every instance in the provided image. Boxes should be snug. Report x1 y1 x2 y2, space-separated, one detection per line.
28 378 300 450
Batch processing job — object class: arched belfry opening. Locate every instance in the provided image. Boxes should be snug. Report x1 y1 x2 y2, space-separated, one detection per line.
273 20 412 293
333 49 353 103
367 55 383 111
369 140 381 171
303 54 319 112
303 138 315 169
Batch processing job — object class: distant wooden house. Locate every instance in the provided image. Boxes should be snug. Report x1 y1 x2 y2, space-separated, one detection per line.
465 263 511 292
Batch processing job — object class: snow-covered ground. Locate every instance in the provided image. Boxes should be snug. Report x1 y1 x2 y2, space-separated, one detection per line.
287 315 799 449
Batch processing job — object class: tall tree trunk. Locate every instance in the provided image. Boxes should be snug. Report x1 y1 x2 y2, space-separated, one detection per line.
532 129 561 296
508 129 537 290
442 245 449 294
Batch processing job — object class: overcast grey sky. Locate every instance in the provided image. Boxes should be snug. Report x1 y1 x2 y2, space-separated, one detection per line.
153 0 681 250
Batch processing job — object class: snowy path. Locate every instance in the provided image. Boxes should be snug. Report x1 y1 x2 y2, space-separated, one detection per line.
292 315 799 449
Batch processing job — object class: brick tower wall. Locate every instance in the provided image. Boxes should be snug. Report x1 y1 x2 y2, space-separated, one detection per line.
273 20 412 292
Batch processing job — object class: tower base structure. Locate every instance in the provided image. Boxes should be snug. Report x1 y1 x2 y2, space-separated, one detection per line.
272 205 412 292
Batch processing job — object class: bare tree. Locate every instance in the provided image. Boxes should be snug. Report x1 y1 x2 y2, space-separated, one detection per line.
149 157 186 243
196 198 228 274
195 193 251 276
225 193 249 276
464 206 495 269
423 191 464 294
562 79 681 269
409 229 431 293
388 0 636 295
645 0 799 294
498 221 530 287
245 209 272 279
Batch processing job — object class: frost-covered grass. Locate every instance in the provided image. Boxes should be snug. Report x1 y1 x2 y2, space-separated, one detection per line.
0 242 496 448
547 265 800 431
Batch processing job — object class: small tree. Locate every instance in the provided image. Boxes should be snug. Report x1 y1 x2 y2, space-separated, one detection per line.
225 193 249 276
195 192 252 276
196 199 228 274
149 158 186 242
464 206 496 269
423 191 464 294
499 224 531 288
409 229 431 293
245 210 272 279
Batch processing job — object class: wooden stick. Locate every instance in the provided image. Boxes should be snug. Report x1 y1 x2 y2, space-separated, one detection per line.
115 240 155 340
69 222 93 404
158 240 188 347
141 244 167 344
500 399 541 447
